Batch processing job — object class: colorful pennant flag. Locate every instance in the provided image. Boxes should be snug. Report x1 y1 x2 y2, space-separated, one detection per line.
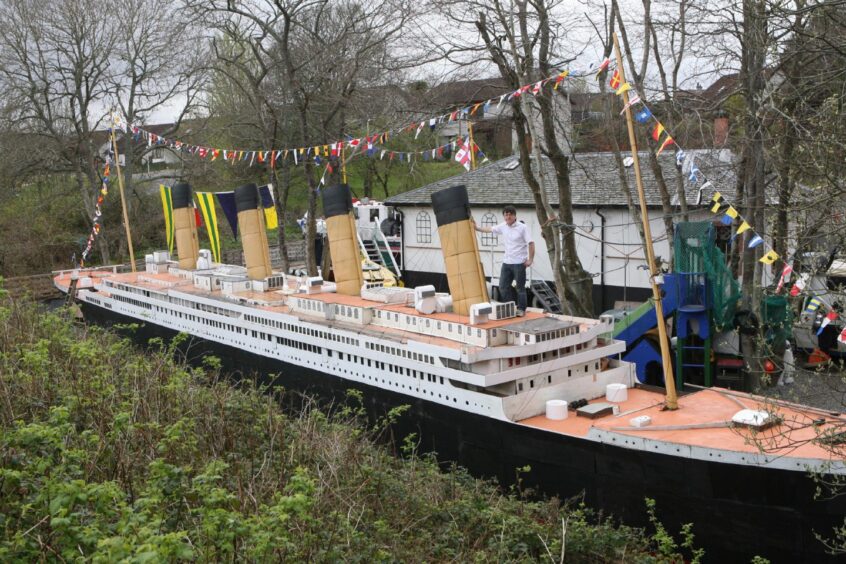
159 184 175 254
775 263 793 293
818 311 838 335
454 139 471 171
195 191 221 263
805 297 823 314
652 123 665 142
635 107 652 123
759 250 779 264
620 94 641 114
609 69 621 90
615 82 632 96
748 234 764 248
736 221 752 235
215 191 239 239
710 192 724 213
258 185 278 230
790 273 807 297
656 136 674 156
594 58 610 78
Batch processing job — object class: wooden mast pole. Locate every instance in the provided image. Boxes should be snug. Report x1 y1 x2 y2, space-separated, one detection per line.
109 112 137 273
612 33 678 409
468 120 477 171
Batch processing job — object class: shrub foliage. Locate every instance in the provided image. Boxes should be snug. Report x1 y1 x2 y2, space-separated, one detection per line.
0 296 693 562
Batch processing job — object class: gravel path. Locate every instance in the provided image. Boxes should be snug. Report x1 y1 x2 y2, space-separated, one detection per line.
758 363 846 413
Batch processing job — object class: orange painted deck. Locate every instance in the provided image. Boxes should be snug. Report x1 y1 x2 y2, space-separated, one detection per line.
519 386 846 460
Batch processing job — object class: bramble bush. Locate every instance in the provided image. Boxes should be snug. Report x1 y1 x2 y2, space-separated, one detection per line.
0 295 699 562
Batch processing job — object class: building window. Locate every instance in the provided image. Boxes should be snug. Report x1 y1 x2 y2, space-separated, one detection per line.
415 211 432 243
481 213 498 246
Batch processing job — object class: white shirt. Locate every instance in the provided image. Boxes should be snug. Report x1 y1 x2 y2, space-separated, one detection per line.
491 221 533 264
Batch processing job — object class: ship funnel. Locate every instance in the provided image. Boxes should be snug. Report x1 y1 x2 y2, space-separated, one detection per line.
171 182 199 269
235 182 273 280
431 184 489 316
322 184 364 295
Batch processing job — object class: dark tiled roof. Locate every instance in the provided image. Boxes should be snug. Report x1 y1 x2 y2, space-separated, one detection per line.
385 150 738 208
423 77 513 108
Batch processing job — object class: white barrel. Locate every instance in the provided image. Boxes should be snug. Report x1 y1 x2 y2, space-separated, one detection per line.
606 383 628 403
545 399 569 420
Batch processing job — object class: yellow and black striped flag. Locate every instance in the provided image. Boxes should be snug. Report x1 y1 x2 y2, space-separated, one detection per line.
196 191 221 263
159 184 174 254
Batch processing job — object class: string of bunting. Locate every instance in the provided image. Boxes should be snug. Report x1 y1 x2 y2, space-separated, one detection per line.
120 61 617 170
597 62 783 269
80 148 113 267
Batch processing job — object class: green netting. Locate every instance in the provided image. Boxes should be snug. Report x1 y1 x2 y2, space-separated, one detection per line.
761 295 792 344
674 222 742 330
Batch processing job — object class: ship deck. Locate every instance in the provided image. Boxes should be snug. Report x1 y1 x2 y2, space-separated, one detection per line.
519 386 846 462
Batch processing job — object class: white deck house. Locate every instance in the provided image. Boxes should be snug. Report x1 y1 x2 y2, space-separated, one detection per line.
385 149 742 314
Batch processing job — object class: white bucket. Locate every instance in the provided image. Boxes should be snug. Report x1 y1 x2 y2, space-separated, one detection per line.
545 400 569 420
606 383 628 403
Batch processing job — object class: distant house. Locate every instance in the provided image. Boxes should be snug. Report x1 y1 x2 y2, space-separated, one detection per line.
385 149 744 314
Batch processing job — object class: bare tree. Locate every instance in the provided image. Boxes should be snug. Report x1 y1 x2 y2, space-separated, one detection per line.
0 0 118 264
431 0 594 316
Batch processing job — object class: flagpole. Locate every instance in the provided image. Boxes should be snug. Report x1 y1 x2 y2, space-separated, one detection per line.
341 142 347 184
612 33 678 410
468 120 477 171
110 114 137 273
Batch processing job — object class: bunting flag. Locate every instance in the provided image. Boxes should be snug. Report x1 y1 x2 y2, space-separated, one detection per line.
790 273 807 297
553 70 569 90
195 191 221 263
818 311 838 336
609 69 622 90
652 123 665 142
620 94 641 114
635 107 652 123
775 263 793 293
710 192 725 213
656 136 674 156
748 234 764 248
258 185 279 229
159 184 175 254
759 250 779 264
805 297 823 314
215 191 239 239
454 139 472 171
736 220 752 235
615 82 632 96
594 58 610 78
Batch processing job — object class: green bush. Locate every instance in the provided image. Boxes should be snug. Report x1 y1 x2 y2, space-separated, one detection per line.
0 296 697 561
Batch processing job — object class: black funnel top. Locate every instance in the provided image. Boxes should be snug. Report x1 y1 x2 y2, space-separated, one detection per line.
234 183 260 213
323 184 353 218
431 184 470 227
171 182 192 209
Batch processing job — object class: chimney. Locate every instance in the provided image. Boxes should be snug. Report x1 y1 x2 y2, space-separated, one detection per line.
235 183 272 280
714 115 729 147
322 184 364 295
431 184 489 315
171 182 199 269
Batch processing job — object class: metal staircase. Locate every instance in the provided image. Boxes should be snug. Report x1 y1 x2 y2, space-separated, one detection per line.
530 280 563 314
361 239 383 265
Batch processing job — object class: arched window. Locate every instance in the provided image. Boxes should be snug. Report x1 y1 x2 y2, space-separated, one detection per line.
481 213 498 246
416 211 432 243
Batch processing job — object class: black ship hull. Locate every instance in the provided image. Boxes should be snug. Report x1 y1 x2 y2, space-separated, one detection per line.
80 301 844 563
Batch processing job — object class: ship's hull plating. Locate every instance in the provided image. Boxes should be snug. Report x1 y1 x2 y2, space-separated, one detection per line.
79 301 843 563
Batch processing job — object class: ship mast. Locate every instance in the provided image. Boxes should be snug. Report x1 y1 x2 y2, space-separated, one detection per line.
612 33 678 410
110 111 137 272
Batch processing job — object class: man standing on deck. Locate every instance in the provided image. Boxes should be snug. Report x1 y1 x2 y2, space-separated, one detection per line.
473 205 535 316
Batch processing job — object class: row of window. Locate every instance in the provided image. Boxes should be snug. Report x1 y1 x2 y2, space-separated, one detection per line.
505 340 594 368
415 211 499 246
374 309 488 338
114 294 152 309
366 342 435 364
334 350 444 385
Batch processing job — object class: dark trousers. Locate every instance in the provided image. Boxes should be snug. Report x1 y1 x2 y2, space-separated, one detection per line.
499 262 527 311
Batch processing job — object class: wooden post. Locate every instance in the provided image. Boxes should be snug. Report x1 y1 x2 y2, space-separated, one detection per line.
110 119 137 273
468 121 477 171
612 33 678 409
